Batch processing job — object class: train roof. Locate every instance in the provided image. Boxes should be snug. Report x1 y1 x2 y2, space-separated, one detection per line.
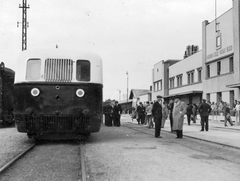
3 67 15 74
15 49 103 84
0 62 15 76
18 49 102 62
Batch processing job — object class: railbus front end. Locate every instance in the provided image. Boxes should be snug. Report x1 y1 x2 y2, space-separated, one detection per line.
14 50 103 139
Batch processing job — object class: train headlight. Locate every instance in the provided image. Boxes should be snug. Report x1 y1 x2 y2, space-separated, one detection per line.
76 89 85 97
31 88 40 97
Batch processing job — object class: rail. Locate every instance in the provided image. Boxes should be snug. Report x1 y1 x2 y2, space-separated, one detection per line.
0 143 35 174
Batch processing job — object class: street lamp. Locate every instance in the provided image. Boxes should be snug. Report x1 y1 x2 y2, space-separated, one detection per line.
126 71 129 102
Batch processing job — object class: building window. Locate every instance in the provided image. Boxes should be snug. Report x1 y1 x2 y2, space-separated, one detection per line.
154 82 158 91
159 80 162 90
207 65 210 78
206 93 210 102
217 61 221 75
154 80 162 92
217 92 222 103
197 68 202 82
229 57 234 72
169 77 175 89
187 70 194 84
216 33 221 49
176 74 182 87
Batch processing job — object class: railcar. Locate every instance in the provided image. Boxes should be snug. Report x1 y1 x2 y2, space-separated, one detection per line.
0 62 15 126
14 49 103 138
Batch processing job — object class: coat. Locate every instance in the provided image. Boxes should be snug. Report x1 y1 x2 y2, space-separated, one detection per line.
162 104 169 119
152 101 162 119
199 103 212 117
137 105 145 116
113 104 122 116
172 101 187 130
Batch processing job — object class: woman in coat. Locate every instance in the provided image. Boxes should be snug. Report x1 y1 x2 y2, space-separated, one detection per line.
172 95 187 138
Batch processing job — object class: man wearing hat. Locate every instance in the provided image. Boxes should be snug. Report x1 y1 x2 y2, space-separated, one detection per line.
199 99 212 131
172 95 187 138
152 95 163 138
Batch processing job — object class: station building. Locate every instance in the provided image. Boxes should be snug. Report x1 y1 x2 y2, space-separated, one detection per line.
152 59 180 100
152 0 240 107
202 0 240 106
168 51 203 104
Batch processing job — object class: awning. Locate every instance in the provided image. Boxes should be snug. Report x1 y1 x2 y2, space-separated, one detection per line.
226 83 240 88
164 90 203 98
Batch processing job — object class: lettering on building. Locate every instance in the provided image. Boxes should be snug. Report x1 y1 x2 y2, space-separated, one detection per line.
207 45 233 61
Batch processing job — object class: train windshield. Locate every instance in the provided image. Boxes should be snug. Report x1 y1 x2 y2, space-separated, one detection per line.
76 60 90 81
26 59 41 80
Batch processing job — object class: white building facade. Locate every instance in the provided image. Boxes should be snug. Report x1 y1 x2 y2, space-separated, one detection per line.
152 0 240 107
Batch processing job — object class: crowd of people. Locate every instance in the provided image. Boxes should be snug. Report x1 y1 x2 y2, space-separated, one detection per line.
103 97 238 138
103 101 122 127
131 96 238 139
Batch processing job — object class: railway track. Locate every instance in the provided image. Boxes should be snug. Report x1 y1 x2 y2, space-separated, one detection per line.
124 122 240 150
79 141 88 181
0 139 89 181
0 143 36 174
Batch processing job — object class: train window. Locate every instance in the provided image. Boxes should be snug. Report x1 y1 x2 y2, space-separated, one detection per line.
76 60 90 81
26 59 41 80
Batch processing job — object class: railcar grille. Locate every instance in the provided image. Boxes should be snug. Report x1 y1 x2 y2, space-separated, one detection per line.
44 59 73 82
20 115 89 133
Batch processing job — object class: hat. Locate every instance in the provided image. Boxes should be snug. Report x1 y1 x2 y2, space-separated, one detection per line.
156 95 162 98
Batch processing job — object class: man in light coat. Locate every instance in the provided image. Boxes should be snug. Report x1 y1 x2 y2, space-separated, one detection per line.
172 95 187 139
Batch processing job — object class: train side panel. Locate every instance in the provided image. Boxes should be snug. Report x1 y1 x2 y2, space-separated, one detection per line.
0 65 15 125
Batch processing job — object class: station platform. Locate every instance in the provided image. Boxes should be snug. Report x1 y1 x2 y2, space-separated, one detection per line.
120 114 240 149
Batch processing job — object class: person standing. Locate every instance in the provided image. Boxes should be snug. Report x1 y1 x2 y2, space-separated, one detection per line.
137 102 145 125
113 101 122 127
192 104 197 123
186 103 193 125
161 102 169 128
104 102 113 126
199 99 212 131
224 103 234 126
235 101 240 124
146 101 153 128
168 99 174 132
144 102 150 125
172 95 187 139
152 95 163 138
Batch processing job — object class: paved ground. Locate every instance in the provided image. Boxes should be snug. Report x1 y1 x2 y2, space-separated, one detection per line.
125 114 240 149
86 115 240 181
0 126 33 169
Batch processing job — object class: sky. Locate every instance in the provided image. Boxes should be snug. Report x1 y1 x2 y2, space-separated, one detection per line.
0 0 233 101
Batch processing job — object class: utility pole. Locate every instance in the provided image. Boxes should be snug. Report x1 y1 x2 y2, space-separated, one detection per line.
18 0 30 51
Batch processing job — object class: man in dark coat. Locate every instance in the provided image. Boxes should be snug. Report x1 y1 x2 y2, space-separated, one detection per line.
137 102 145 124
113 101 122 127
199 99 212 131
104 103 113 126
152 95 163 138
186 103 193 125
